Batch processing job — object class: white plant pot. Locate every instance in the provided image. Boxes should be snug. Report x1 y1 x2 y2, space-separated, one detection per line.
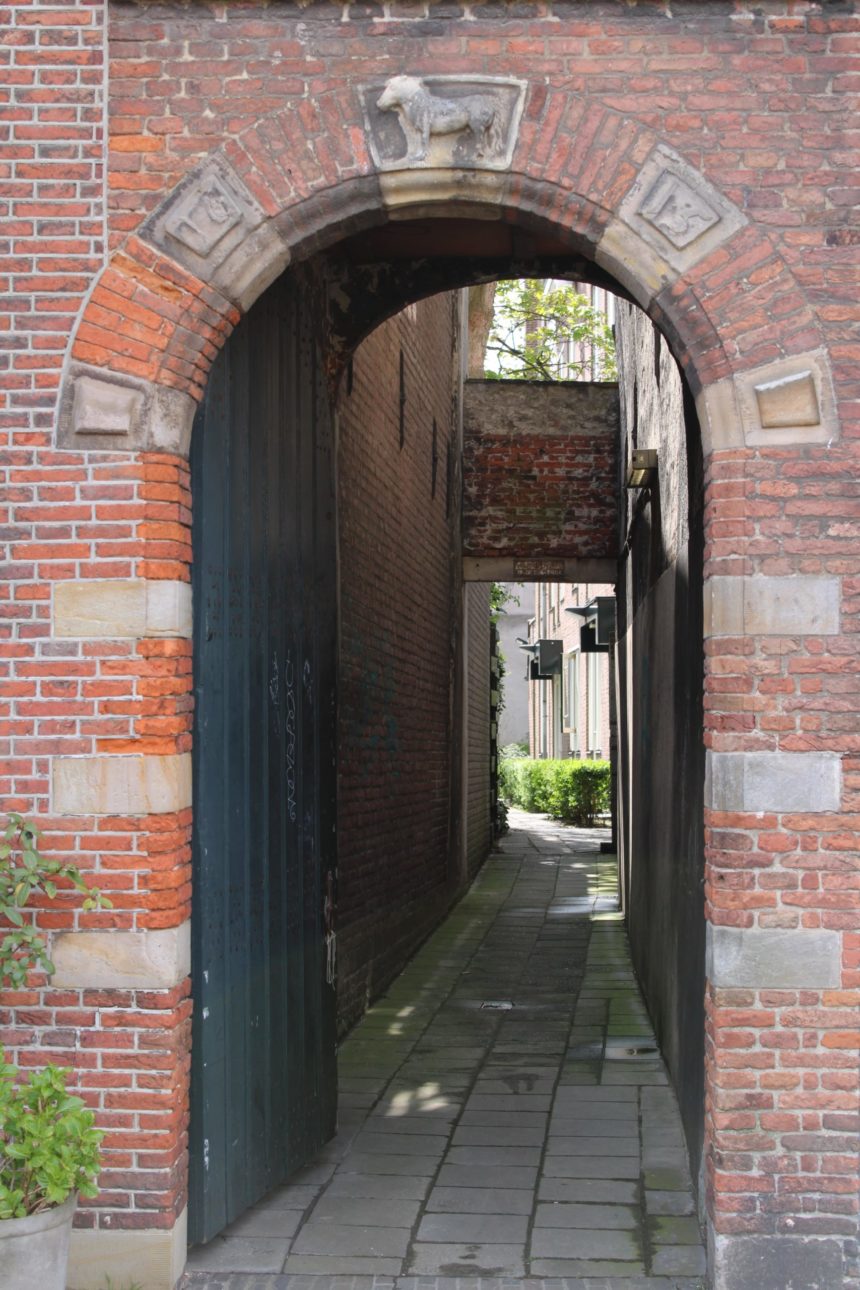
0 1191 77 1290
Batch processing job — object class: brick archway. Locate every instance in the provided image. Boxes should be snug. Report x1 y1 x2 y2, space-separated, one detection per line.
50 70 851 1290
58 84 830 460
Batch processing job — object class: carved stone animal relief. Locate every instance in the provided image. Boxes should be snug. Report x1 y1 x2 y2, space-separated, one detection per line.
364 75 526 172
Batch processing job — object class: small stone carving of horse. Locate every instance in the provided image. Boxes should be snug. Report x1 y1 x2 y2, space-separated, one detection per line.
376 75 503 163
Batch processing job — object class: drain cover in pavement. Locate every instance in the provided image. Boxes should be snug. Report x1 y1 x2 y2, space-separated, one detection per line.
605 1036 659 1059
481 1000 514 1010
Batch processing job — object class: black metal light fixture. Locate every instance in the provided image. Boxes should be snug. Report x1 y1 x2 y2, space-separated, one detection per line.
625 448 658 489
519 638 563 678
565 596 615 654
567 598 616 650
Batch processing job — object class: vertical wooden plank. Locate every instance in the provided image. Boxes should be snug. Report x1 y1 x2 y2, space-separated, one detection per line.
189 345 231 1244
247 289 273 1199
314 301 339 1142
224 313 251 1224
190 270 338 1247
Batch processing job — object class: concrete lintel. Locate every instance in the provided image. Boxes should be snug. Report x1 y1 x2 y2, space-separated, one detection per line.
54 579 192 640
705 750 841 814
52 922 191 990
53 754 192 816
707 924 842 989
463 557 617 583
704 575 840 638
57 362 196 456
709 1230 844 1290
68 1206 187 1290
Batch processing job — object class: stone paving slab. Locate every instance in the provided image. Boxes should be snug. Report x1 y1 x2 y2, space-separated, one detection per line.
407 1243 527 1276
185 812 706 1287
425 1186 534 1216
184 1277 707 1289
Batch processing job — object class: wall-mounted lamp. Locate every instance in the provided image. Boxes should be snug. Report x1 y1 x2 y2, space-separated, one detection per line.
519 639 563 678
625 448 658 489
565 596 614 652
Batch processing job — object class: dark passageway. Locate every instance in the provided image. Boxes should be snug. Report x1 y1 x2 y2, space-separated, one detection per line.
186 810 705 1283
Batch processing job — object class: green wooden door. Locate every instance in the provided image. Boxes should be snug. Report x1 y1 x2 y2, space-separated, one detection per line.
188 269 338 1246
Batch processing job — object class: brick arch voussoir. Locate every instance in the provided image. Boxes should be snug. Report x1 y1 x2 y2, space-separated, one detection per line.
59 79 824 455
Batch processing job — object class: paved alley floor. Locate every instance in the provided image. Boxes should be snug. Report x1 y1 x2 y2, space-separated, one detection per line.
184 810 706 1289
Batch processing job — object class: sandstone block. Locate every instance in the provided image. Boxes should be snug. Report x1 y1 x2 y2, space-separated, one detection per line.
54 580 192 639
53 754 192 816
734 349 838 448
704 576 840 638
57 363 196 455
695 379 743 454
51 922 191 989
705 750 841 814
68 1207 187 1290
707 925 842 989
709 1231 844 1290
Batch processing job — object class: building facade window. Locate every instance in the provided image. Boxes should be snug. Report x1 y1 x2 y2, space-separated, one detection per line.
587 649 602 757
563 648 581 757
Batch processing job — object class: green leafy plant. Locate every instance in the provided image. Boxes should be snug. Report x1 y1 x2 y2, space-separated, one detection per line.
489 581 520 622
0 1047 103 1218
547 760 610 826
1 813 111 988
500 757 610 826
485 280 617 382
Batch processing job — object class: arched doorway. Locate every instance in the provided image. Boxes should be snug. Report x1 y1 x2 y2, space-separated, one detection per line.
57 76 843 1289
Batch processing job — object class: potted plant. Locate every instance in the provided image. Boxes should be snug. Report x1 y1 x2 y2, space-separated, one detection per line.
0 813 110 1290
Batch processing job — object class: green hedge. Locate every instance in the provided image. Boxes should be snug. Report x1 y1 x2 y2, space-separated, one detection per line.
499 757 610 826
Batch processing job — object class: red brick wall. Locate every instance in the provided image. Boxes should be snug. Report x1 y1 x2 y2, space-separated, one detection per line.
465 583 492 880
0 1 857 1278
337 291 478 1034
462 381 618 560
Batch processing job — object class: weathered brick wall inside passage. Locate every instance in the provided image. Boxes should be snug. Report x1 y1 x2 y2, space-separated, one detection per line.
337 291 491 1036
465 583 492 881
615 299 708 1192
462 380 618 559
0 0 858 1282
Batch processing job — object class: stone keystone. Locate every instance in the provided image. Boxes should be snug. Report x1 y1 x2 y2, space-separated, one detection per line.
363 76 526 173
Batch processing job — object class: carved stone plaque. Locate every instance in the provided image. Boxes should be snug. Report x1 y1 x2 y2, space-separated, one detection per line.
363 76 526 172
513 559 566 578
614 144 747 276
58 362 197 455
142 160 289 310
735 350 837 448
754 370 820 429
72 375 143 437
164 178 243 258
638 171 721 250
